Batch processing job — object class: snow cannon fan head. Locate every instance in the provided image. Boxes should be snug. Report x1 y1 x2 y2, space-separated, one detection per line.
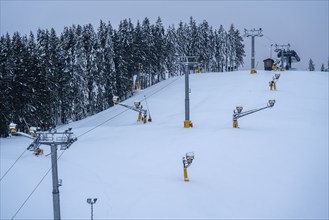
9 122 17 133
268 100 276 107
87 198 97 204
236 106 243 114
275 73 280 80
186 152 195 165
113 96 120 105
134 100 141 108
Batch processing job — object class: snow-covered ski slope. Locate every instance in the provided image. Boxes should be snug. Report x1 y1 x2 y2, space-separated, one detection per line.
1 70 328 219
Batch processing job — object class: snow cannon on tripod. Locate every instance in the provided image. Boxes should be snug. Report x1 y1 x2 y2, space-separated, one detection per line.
269 73 280 91
233 100 276 128
112 96 150 123
182 152 195 182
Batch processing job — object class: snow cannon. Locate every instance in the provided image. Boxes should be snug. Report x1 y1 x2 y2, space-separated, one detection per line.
29 127 39 137
269 74 280 91
113 96 120 105
274 74 280 80
9 122 17 134
182 152 195 182
233 100 276 128
113 97 149 124
134 100 141 109
268 100 276 107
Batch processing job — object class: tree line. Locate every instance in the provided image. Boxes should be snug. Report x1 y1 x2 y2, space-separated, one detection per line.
0 16 245 136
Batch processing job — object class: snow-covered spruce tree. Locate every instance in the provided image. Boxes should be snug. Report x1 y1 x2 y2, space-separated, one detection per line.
151 17 167 83
133 20 147 88
10 32 36 132
97 20 116 109
227 24 236 72
0 34 12 136
72 24 89 120
112 28 130 100
48 28 64 125
36 28 60 129
141 17 154 87
320 64 325 72
198 20 214 72
175 18 199 73
308 58 315 71
59 26 77 123
233 28 245 70
214 25 228 72
79 24 99 116
165 25 179 77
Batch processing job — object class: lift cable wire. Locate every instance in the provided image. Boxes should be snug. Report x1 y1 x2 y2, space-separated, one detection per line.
0 148 27 182
77 108 130 138
263 34 277 44
10 75 183 219
76 75 183 138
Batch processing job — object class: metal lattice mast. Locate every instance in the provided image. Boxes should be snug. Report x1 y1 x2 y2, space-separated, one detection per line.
244 28 263 73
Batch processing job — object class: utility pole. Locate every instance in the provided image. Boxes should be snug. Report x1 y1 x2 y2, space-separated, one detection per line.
179 56 198 128
27 128 77 220
244 28 263 74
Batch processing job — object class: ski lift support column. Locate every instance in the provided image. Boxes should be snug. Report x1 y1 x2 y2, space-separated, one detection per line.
274 43 290 70
27 128 77 220
180 56 198 128
244 28 263 74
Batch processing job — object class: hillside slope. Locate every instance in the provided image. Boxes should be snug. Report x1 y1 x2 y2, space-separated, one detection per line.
1 70 328 219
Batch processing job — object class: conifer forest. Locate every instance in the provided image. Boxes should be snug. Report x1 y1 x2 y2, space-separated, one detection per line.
0 17 245 136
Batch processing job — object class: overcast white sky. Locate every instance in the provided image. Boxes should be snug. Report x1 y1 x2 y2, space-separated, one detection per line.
1 0 328 70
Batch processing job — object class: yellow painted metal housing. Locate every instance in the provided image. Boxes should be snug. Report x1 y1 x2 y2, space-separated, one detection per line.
184 167 189 182
184 120 191 128
250 69 257 74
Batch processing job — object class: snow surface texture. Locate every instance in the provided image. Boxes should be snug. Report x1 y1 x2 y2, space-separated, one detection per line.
1 70 328 219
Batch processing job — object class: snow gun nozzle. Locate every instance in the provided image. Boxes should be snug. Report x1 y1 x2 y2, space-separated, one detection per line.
268 100 276 107
113 96 120 105
236 106 243 114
